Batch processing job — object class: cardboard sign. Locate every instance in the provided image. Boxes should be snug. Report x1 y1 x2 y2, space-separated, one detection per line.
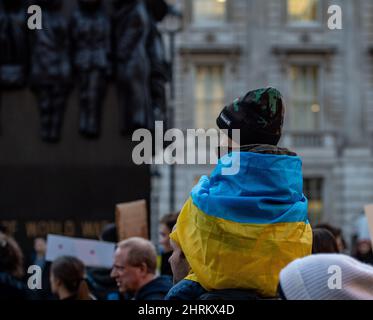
115 199 148 241
364 204 373 247
46 234 115 269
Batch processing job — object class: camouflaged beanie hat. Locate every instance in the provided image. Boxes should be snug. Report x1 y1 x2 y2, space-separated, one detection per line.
216 87 285 146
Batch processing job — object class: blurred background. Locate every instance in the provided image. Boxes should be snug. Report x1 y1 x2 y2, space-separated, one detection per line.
0 0 372 256
156 0 373 251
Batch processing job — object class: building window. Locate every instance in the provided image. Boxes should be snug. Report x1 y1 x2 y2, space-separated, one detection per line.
304 178 324 225
287 0 320 25
194 65 225 129
192 0 227 25
289 65 321 130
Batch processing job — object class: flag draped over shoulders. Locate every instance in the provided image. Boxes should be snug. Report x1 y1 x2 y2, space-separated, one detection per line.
171 150 312 297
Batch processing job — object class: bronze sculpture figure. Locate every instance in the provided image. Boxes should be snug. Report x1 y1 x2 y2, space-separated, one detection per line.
71 0 111 138
113 0 153 135
0 0 29 90
29 0 71 142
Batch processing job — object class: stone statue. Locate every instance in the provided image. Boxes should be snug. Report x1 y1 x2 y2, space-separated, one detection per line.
113 0 153 135
146 0 171 126
29 0 71 143
71 0 111 138
0 0 29 89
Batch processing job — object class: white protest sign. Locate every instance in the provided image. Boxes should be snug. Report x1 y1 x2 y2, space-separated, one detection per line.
46 234 115 269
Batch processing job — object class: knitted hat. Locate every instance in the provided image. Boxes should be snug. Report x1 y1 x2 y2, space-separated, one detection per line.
279 254 373 300
216 87 285 146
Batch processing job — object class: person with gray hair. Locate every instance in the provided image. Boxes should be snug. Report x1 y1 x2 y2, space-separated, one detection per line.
111 237 172 300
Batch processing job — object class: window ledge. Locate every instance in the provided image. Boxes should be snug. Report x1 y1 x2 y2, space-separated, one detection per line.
182 23 237 36
187 22 232 31
179 44 242 56
272 44 338 56
284 22 324 32
281 131 341 152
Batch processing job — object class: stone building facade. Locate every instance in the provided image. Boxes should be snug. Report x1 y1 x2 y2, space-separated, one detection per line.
152 0 373 248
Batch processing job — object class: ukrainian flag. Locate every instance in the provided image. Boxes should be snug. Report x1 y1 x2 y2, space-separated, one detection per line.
170 151 312 297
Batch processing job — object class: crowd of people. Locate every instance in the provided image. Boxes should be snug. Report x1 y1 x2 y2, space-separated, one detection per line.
0 217 372 301
1 87 373 300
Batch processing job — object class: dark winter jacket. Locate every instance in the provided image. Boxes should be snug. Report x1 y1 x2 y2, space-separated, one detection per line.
0 272 28 300
86 267 119 300
165 279 206 301
134 275 172 300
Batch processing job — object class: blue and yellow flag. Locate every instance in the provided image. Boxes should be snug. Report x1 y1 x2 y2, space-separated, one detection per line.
171 151 312 297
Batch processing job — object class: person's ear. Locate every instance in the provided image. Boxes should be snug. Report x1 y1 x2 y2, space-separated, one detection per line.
56 278 63 288
51 276 62 290
139 262 148 276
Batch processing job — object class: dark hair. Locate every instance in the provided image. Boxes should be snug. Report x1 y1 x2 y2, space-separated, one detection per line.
0 225 7 234
51 256 91 300
315 223 340 237
312 228 340 254
100 223 118 243
160 213 179 232
316 223 347 250
34 236 46 242
0 233 24 278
